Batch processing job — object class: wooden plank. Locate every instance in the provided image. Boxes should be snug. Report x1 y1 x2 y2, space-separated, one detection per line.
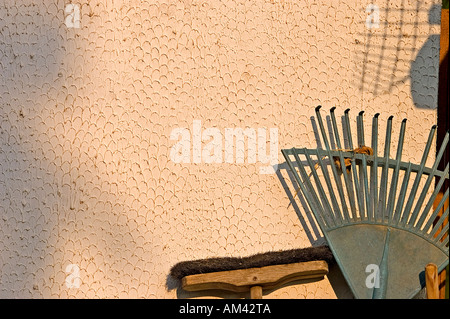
181 260 329 293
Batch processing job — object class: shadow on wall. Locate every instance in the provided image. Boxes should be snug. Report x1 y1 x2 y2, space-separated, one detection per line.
357 2 441 109
1 3 138 298
0 3 66 297
410 4 441 109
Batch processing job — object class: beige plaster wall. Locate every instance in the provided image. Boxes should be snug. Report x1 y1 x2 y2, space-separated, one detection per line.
0 0 441 298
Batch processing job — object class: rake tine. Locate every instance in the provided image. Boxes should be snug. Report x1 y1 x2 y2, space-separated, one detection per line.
392 162 412 224
386 119 407 224
361 154 370 221
314 149 344 225
329 107 354 221
378 116 393 223
293 150 330 229
414 163 449 231
326 149 351 223
304 149 337 227
433 215 448 246
408 131 449 228
369 113 380 221
344 108 354 150
441 235 449 248
356 111 367 219
350 151 365 220
281 149 304 198
357 111 365 147
430 205 449 243
315 105 331 151
342 109 358 220
422 188 449 235
282 149 327 230
400 125 437 227
337 151 357 220
282 149 305 195
330 107 343 150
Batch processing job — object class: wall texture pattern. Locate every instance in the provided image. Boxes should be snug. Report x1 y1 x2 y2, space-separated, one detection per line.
0 0 441 298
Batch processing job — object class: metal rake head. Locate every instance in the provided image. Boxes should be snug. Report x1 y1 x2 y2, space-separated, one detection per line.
282 106 448 298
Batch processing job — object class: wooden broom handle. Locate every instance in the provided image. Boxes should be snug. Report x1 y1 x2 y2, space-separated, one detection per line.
182 260 329 299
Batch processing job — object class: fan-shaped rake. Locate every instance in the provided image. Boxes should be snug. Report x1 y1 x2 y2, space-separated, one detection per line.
282 106 449 299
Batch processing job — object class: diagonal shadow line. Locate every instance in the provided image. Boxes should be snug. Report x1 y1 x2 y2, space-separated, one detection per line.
388 0 406 92
359 13 372 92
276 162 324 246
373 0 391 95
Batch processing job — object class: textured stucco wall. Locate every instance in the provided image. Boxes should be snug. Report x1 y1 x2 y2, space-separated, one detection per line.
0 0 441 298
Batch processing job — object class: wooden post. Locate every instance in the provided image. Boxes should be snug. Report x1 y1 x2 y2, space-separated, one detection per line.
436 5 449 299
425 263 439 299
250 286 263 299
433 193 449 298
